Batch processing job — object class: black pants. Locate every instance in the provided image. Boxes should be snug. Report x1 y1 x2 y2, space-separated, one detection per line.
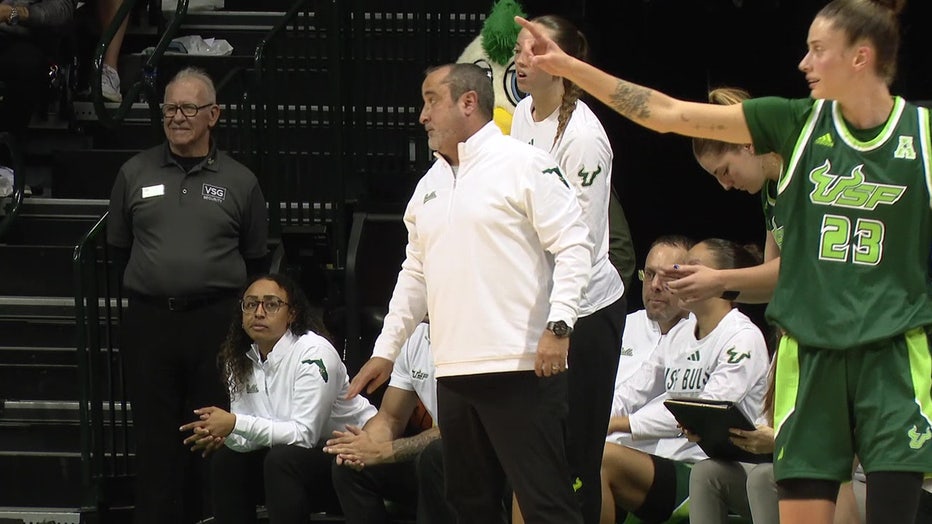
121 297 235 524
331 457 419 523
211 445 340 524
415 438 457 524
330 438 456 524
0 38 48 135
437 372 581 524
567 296 627 524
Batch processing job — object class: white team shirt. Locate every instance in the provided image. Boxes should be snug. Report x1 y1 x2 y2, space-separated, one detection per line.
607 309 691 455
226 330 378 452
613 309 770 462
511 97 624 315
388 322 437 421
372 122 593 377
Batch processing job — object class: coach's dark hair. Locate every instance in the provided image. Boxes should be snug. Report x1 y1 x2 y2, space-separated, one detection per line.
649 234 696 253
426 63 494 120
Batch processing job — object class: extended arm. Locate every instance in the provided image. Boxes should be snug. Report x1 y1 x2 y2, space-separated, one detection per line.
515 17 752 144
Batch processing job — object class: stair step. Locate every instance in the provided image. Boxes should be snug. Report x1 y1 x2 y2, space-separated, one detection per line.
0 246 76 296
0 318 77 348
0 454 84 507
0 216 100 247
0 401 133 454
0 507 81 524
51 149 140 199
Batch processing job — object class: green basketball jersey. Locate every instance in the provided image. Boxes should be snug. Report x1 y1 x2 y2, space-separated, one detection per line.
744 96 932 348
761 179 783 249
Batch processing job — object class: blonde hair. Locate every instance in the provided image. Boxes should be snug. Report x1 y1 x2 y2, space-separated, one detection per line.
691 87 751 160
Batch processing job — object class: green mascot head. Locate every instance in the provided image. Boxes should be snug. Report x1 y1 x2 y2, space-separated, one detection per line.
457 0 527 135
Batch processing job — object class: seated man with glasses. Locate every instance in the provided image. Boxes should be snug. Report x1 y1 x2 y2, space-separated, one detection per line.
107 66 268 524
181 273 377 523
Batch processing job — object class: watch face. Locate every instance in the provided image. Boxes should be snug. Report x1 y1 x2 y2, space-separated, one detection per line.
550 321 569 336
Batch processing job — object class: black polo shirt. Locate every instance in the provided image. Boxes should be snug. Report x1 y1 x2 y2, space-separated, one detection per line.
107 142 267 296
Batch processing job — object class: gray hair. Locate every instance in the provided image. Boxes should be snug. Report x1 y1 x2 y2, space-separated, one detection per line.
166 66 217 103
428 63 494 120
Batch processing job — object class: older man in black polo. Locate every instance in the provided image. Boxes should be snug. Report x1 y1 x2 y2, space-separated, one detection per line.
107 67 267 524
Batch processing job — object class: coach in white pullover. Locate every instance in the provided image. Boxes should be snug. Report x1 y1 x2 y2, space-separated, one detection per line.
348 63 592 524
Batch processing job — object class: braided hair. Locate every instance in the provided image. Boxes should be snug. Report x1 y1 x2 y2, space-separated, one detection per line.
531 15 589 149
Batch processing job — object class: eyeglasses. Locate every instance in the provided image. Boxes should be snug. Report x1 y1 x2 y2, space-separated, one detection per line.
637 269 666 283
240 298 290 315
161 102 215 118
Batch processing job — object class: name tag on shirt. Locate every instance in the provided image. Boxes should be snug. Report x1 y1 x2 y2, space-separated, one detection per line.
141 184 165 199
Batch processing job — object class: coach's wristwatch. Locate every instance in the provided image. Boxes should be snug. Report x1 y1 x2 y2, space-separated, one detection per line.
546 320 573 338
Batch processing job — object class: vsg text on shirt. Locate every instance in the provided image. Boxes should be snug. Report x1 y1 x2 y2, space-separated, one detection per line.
202 183 227 203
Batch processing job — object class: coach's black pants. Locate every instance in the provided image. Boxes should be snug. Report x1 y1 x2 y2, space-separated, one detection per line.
437 371 582 524
567 296 627 524
122 297 235 524
211 445 339 523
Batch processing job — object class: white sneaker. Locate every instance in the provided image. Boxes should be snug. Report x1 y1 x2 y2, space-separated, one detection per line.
101 64 122 103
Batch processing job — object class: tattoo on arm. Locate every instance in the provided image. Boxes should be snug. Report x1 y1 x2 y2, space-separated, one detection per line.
391 427 441 463
609 81 652 120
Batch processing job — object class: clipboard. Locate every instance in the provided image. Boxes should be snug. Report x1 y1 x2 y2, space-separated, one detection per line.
663 398 772 464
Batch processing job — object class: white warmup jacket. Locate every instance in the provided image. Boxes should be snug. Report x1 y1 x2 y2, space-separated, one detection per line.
511 98 624 315
372 121 593 377
613 309 770 462
227 330 377 452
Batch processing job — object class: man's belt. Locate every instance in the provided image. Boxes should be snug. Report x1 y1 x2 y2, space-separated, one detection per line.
129 290 237 312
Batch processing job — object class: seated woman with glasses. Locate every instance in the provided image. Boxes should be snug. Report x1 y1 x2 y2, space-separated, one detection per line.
180 273 377 524
600 239 771 524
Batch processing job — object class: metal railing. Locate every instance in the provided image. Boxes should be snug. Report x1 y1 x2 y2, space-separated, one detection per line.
0 132 25 241
91 0 191 133
73 212 133 513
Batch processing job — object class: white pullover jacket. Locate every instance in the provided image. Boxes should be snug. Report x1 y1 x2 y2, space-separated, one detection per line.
372 122 593 377
227 330 377 452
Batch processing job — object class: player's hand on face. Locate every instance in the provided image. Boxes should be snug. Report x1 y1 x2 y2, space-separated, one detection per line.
662 264 726 303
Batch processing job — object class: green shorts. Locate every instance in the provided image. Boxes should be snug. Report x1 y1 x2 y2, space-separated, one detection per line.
773 327 932 482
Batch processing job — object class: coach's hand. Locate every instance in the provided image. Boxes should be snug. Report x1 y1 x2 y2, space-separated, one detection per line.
535 330 569 377
347 357 394 399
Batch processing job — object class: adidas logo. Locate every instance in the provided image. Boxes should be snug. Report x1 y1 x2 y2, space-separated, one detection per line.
686 350 700 362
423 191 437 204
620 347 634 357
815 133 834 147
